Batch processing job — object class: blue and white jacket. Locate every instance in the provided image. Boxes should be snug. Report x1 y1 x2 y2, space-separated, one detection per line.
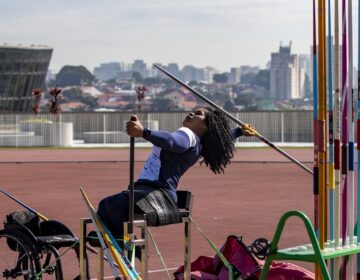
137 127 243 202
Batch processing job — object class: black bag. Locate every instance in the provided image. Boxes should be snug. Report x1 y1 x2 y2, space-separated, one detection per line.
4 210 41 236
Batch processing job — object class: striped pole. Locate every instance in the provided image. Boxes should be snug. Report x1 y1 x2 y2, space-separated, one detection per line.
333 0 342 278
317 0 327 254
357 0 360 277
313 0 319 240
340 0 349 278
327 0 335 277
347 0 355 278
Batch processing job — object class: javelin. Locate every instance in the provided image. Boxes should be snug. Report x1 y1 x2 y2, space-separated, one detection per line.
153 63 313 175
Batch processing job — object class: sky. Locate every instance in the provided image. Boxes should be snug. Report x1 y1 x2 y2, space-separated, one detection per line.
1 0 357 73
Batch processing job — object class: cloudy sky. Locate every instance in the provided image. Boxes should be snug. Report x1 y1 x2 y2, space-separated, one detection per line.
1 0 357 72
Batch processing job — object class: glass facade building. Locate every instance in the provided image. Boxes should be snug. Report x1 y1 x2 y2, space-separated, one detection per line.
0 45 53 112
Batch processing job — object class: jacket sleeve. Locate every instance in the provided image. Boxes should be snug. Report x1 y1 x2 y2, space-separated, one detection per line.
143 130 191 153
231 127 243 139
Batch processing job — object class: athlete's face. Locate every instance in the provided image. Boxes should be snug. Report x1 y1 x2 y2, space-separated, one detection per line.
183 108 208 137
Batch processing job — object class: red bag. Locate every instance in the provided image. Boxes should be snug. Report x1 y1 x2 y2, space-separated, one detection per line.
174 235 314 280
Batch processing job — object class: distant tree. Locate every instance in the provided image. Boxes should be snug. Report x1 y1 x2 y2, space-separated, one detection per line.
188 80 198 87
132 72 143 83
106 78 116 84
240 70 270 89
240 73 257 85
234 93 254 108
56 65 94 87
61 87 98 109
124 103 137 111
143 77 162 86
223 100 236 111
149 98 174 111
256 70 270 88
213 73 229 83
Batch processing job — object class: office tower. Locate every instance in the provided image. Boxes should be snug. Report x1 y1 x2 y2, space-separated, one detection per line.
0 44 53 112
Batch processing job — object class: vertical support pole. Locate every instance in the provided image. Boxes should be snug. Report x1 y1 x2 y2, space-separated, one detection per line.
79 218 88 280
184 194 193 280
140 221 149 280
96 247 104 280
281 112 284 143
103 114 107 144
184 218 191 280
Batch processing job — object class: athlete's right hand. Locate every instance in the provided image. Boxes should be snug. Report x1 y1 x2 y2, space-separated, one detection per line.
126 115 144 137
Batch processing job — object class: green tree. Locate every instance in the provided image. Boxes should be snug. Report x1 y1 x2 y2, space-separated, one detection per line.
149 98 175 111
240 70 270 89
56 65 94 87
213 73 229 83
132 72 143 83
234 93 254 108
223 100 236 111
61 87 98 109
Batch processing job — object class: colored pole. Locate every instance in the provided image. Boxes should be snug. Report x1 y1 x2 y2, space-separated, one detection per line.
153 64 313 175
340 0 348 278
341 0 348 248
80 188 130 280
327 0 335 278
357 0 360 277
317 0 327 252
313 0 319 240
333 0 341 278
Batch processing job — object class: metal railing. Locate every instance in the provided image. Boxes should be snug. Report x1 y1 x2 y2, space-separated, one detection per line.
0 111 314 147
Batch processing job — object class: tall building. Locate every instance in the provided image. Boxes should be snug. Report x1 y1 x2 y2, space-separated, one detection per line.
181 65 203 82
229 67 241 84
0 44 53 112
166 63 180 77
132 59 148 78
240 65 260 76
270 42 305 100
93 62 121 81
202 67 218 83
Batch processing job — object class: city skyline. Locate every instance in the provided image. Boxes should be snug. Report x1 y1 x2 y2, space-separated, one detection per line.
1 1 358 72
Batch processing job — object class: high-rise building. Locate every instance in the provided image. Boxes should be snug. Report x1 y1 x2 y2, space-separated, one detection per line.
0 44 53 112
181 65 203 82
93 62 121 81
270 42 305 100
202 67 218 83
132 59 148 78
229 67 241 84
240 65 260 76
166 63 180 77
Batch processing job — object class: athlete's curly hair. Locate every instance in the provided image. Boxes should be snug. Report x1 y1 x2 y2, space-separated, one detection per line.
200 108 235 174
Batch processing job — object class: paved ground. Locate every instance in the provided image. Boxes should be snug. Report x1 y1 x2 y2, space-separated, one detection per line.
0 147 315 279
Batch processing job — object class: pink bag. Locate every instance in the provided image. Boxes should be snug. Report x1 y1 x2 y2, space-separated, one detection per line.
174 235 314 280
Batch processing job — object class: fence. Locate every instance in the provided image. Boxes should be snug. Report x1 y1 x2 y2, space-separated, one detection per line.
0 111 314 147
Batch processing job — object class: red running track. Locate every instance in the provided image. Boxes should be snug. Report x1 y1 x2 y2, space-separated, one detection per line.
0 148 315 279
